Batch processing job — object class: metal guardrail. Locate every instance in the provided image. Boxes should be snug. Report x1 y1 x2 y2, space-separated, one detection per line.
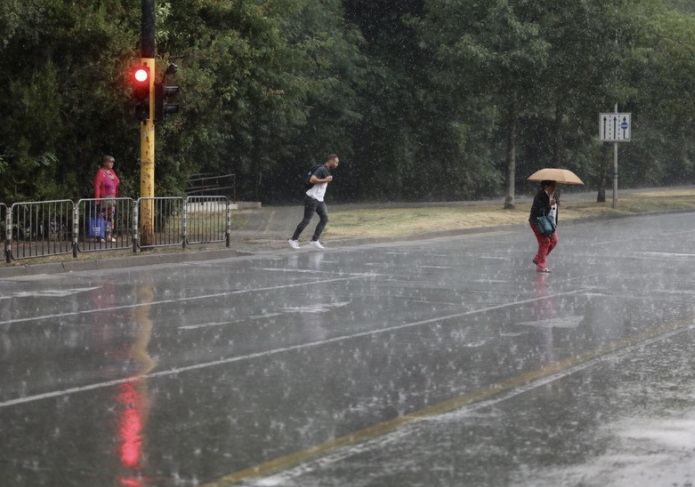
185 196 230 247
77 198 135 253
8 200 75 261
1 203 8 262
186 173 236 202
136 197 185 250
2 196 232 263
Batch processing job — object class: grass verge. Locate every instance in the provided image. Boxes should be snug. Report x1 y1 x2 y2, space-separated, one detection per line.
325 189 695 240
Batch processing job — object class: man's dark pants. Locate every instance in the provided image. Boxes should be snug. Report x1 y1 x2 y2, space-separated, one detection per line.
291 195 328 241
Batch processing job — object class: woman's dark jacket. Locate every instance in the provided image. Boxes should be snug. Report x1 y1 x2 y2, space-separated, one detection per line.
529 190 559 224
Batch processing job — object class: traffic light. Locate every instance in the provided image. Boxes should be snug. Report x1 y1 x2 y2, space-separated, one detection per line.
154 82 180 121
131 64 151 121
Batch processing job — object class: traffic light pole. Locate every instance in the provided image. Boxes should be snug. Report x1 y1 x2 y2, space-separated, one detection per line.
139 58 156 246
140 0 155 246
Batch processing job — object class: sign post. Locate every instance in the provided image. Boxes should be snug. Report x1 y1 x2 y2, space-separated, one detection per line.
599 107 631 208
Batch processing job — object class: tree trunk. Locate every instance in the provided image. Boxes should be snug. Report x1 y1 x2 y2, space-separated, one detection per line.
597 187 606 203
503 109 517 210
552 100 565 167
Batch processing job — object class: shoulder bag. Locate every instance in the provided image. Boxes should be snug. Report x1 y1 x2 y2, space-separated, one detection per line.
535 213 556 236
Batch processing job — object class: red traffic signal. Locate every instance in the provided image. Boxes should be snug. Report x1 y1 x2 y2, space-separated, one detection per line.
130 65 151 121
133 67 149 84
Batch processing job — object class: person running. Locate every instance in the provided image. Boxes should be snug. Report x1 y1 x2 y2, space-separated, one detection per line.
529 180 558 273
288 154 340 250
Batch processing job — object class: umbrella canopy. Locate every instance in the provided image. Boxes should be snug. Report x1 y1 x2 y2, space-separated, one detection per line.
527 168 584 185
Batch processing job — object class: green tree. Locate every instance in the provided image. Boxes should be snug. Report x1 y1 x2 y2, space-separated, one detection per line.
418 0 550 208
157 0 366 202
3 0 695 206
0 0 141 201
521 0 644 199
343 0 500 202
619 1 695 187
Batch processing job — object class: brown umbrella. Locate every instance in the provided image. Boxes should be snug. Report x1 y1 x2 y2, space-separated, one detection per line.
527 168 584 185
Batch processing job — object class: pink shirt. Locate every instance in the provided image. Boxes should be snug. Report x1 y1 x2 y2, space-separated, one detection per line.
94 168 120 200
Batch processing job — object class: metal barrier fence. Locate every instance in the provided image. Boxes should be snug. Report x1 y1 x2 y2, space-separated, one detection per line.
8 200 75 261
186 173 236 201
1 203 8 262
2 196 232 263
135 197 185 250
185 196 230 246
77 198 135 253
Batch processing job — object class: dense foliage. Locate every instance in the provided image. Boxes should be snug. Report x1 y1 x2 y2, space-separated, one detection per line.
1 0 694 205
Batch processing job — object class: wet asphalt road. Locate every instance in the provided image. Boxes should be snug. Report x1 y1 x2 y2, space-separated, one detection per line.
1 211 695 487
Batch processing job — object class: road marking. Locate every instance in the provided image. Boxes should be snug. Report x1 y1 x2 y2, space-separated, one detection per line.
178 314 284 331
179 302 352 331
0 273 67 281
516 315 584 328
632 251 695 259
0 275 367 326
262 208 277 235
199 317 695 487
0 286 100 299
0 290 582 408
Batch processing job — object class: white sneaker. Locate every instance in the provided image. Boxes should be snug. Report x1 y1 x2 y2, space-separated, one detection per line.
309 240 325 250
288 239 300 249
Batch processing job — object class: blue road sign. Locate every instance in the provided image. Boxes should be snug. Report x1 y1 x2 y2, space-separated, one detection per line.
600 113 631 142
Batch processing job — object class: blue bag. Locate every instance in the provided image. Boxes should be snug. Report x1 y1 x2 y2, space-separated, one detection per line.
535 214 555 236
87 216 105 239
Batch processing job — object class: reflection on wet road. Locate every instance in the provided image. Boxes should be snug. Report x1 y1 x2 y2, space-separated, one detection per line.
1 212 694 486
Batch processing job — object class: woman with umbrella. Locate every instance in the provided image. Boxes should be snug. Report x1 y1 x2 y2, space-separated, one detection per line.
529 180 558 273
527 168 583 273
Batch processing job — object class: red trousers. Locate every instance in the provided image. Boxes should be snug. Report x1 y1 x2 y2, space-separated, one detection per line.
530 222 558 269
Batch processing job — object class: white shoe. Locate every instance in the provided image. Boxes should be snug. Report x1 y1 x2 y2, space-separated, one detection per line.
309 240 325 250
110 238 117 243
288 239 300 249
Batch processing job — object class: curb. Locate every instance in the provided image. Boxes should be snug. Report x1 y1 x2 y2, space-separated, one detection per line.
0 248 248 279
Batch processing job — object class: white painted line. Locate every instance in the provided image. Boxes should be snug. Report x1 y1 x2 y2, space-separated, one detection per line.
0 275 368 327
178 313 284 331
516 315 584 329
2 286 100 299
0 290 583 409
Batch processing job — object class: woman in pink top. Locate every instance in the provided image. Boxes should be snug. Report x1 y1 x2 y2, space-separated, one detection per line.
94 155 121 243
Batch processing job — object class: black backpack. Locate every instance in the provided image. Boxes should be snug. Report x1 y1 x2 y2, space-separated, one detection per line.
304 164 322 190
